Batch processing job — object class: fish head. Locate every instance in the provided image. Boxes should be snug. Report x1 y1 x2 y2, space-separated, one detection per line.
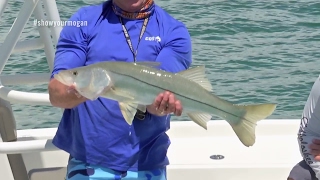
54 66 112 100
54 68 87 87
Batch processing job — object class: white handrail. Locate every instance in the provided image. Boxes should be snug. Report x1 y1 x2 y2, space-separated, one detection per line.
0 73 50 85
0 0 40 74
0 0 68 159
0 39 45 53
13 39 44 53
0 85 51 105
0 139 58 154
0 0 62 106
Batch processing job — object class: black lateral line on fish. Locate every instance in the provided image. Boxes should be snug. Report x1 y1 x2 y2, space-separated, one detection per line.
113 71 253 123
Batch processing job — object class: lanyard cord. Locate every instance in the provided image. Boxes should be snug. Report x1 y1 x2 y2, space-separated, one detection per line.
119 17 149 62
118 17 149 120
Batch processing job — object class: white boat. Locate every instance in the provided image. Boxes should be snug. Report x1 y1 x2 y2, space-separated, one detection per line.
0 0 303 179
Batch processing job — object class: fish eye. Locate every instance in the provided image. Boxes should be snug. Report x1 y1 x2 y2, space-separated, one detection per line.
72 71 78 76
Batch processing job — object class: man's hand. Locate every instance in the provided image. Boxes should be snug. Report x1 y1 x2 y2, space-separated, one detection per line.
146 91 183 116
310 139 320 161
49 79 87 109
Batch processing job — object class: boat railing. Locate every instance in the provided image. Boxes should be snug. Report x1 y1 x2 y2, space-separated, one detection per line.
0 139 58 154
0 1 66 178
0 0 62 106
0 0 63 155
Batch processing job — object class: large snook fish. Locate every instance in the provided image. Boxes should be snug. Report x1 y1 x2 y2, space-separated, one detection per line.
54 61 277 147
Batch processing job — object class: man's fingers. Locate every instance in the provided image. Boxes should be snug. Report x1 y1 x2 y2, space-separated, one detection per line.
311 149 320 155
153 93 164 110
309 143 320 150
166 93 176 113
309 143 320 161
158 91 170 112
315 155 320 161
174 100 182 116
313 139 320 145
149 91 183 116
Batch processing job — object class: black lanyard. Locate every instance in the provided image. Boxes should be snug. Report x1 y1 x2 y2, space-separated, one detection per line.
119 17 149 120
119 17 149 62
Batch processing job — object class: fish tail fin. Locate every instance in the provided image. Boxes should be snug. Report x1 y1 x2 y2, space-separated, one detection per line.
230 103 277 147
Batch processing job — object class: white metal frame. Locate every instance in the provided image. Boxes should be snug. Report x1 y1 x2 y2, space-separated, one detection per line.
0 0 62 152
0 139 57 154
0 0 62 106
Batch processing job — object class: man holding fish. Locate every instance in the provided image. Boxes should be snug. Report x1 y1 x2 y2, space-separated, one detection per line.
48 0 192 179
49 0 276 179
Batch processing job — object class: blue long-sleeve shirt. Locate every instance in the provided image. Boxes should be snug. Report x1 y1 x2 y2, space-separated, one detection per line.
51 0 192 171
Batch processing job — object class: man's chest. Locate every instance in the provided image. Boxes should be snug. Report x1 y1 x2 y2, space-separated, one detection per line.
85 19 164 65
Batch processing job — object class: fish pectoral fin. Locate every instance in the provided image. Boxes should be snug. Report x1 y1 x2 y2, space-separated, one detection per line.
119 102 139 125
77 89 102 101
177 66 213 92
134 61 161 68
230 103 277 147
187 112 212 130
108 87 135 101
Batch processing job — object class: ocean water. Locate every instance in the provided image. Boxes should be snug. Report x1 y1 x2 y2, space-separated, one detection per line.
0 0 319 130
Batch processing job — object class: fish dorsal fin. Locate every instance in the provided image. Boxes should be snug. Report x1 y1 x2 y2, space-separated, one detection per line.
119 102 139 125
134 61 161 68
177 66 213 92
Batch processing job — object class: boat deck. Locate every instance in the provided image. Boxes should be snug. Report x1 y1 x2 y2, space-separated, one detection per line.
0 119 302 180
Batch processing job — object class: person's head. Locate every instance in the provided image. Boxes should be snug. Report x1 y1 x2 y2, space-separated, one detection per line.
112 0 147 12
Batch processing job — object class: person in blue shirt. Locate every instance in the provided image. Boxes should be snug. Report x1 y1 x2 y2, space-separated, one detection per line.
48 0 192 179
